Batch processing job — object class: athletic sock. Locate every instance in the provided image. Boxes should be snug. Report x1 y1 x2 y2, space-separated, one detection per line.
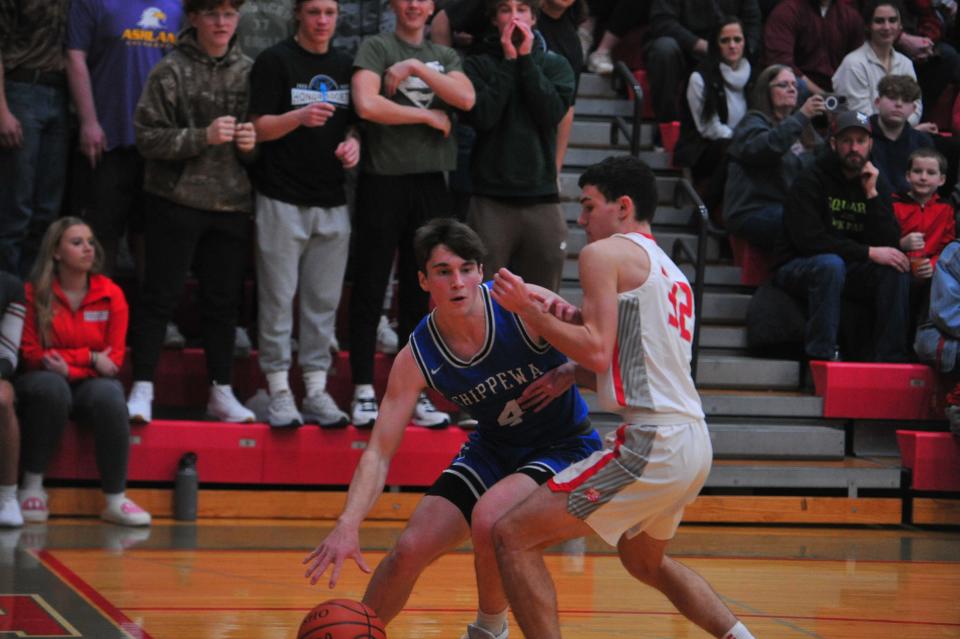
0 484 15 500
20 472 44 494
104 492 127 509
266 371 290 396
476 608 508 635
723 621 755 639
354 383 375 399
303 370 327 397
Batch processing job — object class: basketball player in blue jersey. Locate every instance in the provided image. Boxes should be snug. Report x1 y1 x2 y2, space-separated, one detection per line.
491 156 755 639
304 218 601 639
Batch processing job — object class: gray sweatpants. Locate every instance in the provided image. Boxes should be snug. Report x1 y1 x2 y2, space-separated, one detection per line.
255 193 350 374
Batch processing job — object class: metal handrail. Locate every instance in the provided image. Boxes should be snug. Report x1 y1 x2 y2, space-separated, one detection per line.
611 61 642 156
669 178 726 380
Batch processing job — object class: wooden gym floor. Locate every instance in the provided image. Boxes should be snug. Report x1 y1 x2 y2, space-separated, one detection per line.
1 513 959 638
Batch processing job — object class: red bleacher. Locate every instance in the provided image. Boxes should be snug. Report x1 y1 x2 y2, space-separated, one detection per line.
809 361 944 421
896 430 960 491
729 235 774 286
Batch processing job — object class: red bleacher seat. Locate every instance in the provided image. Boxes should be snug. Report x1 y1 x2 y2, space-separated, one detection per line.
46 420 469 486
810 361 944 420
896 430 960 491
629 70 655 120
729 235 774 286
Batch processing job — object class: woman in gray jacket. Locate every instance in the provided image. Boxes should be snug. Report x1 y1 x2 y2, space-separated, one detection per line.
723 64 826 250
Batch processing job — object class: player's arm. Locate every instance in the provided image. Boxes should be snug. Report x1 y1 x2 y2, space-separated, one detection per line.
303 346 425 588
494 242 622 373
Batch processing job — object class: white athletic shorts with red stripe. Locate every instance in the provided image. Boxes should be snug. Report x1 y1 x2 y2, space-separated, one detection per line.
548 419 712 545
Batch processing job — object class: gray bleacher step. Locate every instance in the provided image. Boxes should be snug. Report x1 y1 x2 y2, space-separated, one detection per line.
577 72 618 98
699 390 823 417
560 173 679 204
569 120 651 148
679 264 744 287
572 97 635 118
696 355 799 389
556 286 750 324
707 420 844 460
698 325 748 349
566 227 722 262
564 147 670 170
704 458 902 491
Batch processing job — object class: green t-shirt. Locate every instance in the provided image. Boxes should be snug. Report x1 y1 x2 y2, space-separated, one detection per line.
353 32 461 175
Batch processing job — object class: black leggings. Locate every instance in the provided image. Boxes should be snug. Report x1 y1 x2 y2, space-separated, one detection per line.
16 371 130 494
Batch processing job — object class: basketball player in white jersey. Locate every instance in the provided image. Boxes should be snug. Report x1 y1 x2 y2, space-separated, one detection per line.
491 156 756 639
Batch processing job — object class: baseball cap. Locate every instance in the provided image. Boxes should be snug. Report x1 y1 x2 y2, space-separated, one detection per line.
831 110 872 136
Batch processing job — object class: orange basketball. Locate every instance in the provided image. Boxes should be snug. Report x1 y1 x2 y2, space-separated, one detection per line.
297 599 387 639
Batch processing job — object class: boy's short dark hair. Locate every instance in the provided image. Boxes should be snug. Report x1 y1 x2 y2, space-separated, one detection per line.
183 0 245 14
908 147 948 175
578 156 658 223
414 218 487 273
485 0 541 18
877 74 921 103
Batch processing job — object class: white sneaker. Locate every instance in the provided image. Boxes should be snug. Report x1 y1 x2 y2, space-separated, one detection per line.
207 384 255 423
461 623 509 639
234 326 252 358
18 490 49 523
302 391 349 429
163 322 186 349
127 381 154 423
351 390 378 429
587 49 614 74
413 393 450 428
101 498 152 527
267 390 303 428
0 496 23 527
376 315 398 355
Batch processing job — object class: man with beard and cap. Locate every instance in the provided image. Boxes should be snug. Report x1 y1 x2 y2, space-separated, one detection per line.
772 109 912 362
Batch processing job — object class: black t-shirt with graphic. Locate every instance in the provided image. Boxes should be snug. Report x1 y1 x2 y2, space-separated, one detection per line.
249 37 356 207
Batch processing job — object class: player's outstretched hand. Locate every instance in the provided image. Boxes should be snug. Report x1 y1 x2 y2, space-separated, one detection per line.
492 268 537 315
303 523 371 589
519 361 575 413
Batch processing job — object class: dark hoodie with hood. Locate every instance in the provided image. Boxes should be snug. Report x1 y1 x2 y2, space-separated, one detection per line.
463 30 575 200
134 27 254 214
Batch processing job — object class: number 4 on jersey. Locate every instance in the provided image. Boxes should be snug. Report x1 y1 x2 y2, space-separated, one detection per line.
497 399 524 427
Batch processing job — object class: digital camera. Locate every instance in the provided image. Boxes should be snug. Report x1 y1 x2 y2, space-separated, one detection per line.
822 94 847 112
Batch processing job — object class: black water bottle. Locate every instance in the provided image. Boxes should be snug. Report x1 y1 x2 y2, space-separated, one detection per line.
174 452 198 521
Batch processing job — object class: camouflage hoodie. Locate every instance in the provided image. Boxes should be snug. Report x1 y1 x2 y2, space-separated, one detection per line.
134 28 254 214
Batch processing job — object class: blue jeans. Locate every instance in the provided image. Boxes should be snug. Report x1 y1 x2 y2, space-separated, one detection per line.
775 254 911 361
730 204 783 251
0 81 69 277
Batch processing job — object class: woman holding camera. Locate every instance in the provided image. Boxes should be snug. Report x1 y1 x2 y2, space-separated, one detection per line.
723 65 826 250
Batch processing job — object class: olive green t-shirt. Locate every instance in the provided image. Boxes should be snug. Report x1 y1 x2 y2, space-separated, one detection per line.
353 32 461 175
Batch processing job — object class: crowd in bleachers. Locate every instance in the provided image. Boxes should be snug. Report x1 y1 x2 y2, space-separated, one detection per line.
1 0 959 530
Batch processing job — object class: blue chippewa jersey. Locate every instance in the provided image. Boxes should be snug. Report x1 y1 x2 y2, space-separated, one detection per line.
409 282 590 448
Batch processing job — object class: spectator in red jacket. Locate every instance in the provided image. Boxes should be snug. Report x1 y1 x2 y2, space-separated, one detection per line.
895 147 955 277
764 0 864 94
15 218 150 527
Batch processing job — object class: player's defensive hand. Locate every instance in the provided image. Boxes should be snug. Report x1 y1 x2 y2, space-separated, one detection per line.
492 268 536 315
303 523 371 589
519 361 575 413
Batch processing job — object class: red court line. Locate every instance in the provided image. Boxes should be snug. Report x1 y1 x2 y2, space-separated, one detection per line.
119 605 960 628
35 550 155 639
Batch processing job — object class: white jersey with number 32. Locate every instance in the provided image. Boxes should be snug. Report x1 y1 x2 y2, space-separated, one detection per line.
595 232 705 422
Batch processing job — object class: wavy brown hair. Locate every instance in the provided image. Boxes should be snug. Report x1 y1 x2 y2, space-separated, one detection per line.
29 217 103 347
